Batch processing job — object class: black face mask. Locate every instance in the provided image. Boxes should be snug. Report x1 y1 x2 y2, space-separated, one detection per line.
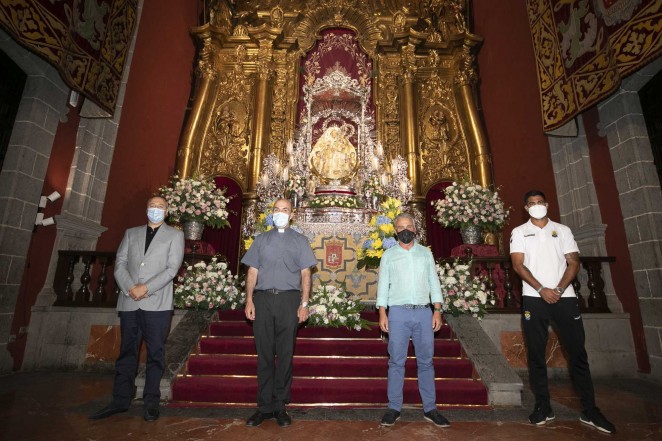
397 229 416 244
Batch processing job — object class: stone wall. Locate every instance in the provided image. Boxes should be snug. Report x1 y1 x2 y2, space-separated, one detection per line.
480 313 638 378
596 57 662 381
22 306 185 371
0 29 69 371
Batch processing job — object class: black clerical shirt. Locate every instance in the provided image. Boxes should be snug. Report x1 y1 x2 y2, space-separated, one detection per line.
145 225 160 253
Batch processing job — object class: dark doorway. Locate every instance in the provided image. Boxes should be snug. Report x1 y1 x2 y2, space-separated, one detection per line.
640 70 662 188
0 50 26 173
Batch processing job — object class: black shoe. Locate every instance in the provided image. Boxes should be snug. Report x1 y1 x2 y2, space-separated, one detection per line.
580 407 616 434
380 409 401 426
246 410 273 427
144 406 160 422
88 402 129 420
275 409 292 427
424 410 451 427
529 404 555 425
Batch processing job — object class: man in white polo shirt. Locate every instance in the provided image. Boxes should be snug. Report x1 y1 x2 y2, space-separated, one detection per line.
510 190 616 435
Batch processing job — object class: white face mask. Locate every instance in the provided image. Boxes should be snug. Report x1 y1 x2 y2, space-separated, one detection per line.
272 212 290 228
528 204 547 220
147 207 165 223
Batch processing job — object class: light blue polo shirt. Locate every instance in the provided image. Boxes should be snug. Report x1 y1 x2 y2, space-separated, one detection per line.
376 242 443 308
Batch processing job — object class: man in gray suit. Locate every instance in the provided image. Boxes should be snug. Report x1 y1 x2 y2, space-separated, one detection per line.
89 196 185 422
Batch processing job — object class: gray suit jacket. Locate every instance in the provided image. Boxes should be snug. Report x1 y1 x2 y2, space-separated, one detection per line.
114 223 185 312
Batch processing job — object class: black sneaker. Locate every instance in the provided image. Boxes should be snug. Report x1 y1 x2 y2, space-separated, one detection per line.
424 410 451 427
579 408 616 434
529 404 555 425
380 409 401 426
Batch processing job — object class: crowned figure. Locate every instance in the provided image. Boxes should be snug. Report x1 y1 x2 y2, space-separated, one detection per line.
309 125 358 185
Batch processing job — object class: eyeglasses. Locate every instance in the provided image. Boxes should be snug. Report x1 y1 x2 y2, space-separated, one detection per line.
526 200 546 207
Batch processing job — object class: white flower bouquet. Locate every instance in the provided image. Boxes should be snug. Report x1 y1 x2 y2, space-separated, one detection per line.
159 176 231 229
435 259 495 319
309 195 360 209
307 283 371 330
174 257 246 310
432 180 508 232
362 174 384 198
286 174 306 196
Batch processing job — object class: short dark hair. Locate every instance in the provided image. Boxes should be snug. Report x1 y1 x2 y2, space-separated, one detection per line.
523 190 546 205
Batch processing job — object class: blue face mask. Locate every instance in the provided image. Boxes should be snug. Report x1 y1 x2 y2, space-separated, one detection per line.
147 208 165 224
272 212 290 228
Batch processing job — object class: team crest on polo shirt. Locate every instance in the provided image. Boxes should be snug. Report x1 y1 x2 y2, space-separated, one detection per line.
524 310 531 320
552 230 558 238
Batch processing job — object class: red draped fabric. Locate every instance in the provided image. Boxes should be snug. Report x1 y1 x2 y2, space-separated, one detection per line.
425 182 462 259
297 28 374 148
200 177 242 272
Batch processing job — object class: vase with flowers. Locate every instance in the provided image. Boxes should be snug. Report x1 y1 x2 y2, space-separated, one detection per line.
159 175 231 240
431 180 508 244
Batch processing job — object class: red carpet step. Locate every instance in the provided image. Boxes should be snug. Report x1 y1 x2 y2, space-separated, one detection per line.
169 310 489 408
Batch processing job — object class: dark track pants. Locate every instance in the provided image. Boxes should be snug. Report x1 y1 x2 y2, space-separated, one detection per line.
522 296 596 411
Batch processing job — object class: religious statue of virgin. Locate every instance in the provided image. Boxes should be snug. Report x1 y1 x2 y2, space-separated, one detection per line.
309 125 358 184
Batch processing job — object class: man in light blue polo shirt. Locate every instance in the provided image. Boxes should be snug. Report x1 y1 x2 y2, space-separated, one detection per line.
377 213 450 428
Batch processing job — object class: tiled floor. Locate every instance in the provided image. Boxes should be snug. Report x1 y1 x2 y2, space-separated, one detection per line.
0 372 660 440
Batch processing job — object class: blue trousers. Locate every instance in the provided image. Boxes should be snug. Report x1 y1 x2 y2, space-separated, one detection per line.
112 309 172 407
387 306 437 412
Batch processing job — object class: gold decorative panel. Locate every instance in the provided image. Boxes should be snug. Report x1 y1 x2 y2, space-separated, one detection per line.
177 0 494 199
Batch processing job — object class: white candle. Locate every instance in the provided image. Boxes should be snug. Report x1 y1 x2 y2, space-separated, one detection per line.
376 141 384 158
289 155 296 167
273 162 280 175
260 174 269 187
282 167 289 182
286 140 294 154
380 173 389 187
371 156 379 170
399 181 407 194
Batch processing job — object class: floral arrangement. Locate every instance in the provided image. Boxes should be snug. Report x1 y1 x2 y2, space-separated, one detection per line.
361 174 384 198
286 174 306 196
174 257 246 310
431 180 508 232
243 201 276 251
307 283 371 330
356 197 402 269
435 259 495 319
309 195 360 209
159 176 230 229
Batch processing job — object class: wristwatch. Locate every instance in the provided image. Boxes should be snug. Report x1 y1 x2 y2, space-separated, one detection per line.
555 286 565 295
300 301 309 308
434 307 442 312
536 286 544 293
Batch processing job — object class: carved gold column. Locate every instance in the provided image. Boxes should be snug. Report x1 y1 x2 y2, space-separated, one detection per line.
400 44 421 196
176 32 217 179
399 44 427 242
455 45 493 187
246 40 275 196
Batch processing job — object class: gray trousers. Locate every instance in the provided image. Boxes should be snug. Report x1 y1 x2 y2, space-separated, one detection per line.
252 290 300 413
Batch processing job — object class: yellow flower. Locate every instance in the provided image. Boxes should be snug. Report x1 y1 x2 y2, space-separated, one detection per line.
372 238 382 249
370 231 380 240
369 216 376 227
266 225 273 231
376 249 384 258
366 249 378 257
356 248 364 259
243 237 254 250
379 223 395 235
258 213 266 223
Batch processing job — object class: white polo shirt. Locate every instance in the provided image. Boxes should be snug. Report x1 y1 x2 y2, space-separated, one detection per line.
510 219 579 298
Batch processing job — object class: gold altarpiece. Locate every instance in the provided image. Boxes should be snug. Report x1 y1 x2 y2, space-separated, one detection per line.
175 0 493 300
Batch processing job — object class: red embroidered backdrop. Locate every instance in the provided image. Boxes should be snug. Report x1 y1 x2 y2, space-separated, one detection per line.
0 0 138 115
